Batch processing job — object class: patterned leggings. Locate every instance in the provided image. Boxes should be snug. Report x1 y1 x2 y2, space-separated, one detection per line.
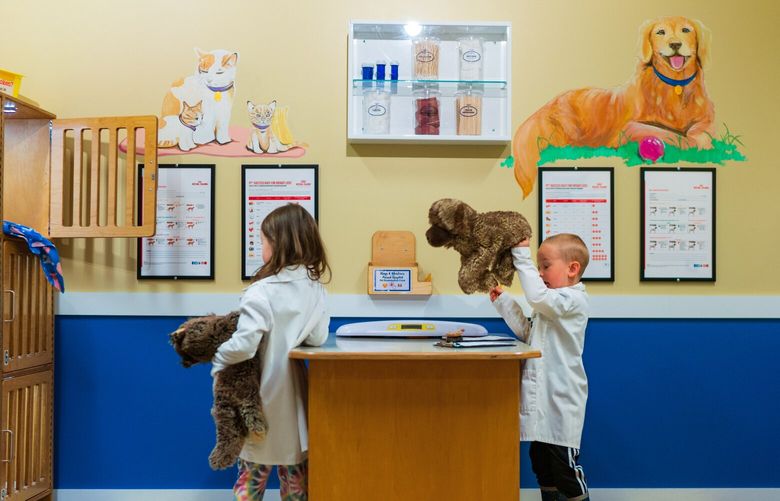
233 458 308 501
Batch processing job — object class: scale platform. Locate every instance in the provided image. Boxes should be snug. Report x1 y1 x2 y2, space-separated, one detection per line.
335 320 488 338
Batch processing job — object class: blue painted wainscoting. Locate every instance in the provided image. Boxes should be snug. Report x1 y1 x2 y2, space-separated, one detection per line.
54 316 780 490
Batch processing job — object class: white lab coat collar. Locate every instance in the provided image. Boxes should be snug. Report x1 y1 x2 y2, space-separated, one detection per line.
244 266 310 290
265 265 310 283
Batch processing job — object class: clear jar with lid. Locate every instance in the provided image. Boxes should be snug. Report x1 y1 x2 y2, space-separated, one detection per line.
414 87 440 135
362 89 391 134
458 37 484 81
455 88 482 136
412 37 440 80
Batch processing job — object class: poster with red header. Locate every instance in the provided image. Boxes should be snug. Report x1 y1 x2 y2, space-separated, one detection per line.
241 165 318 279
538 168 614 281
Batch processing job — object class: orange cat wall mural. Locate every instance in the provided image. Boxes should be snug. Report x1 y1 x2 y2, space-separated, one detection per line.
509 16 744 199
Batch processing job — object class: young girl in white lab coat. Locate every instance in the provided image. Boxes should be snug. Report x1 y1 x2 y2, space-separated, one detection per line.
211 203 330 500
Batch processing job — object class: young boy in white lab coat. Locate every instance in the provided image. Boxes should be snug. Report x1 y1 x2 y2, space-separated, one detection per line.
490 233 590 501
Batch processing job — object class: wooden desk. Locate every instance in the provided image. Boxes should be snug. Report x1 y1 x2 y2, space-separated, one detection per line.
291 337 541 501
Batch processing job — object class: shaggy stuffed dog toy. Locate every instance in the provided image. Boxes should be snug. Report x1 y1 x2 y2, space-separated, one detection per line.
170 311 268 470
426 198 532 294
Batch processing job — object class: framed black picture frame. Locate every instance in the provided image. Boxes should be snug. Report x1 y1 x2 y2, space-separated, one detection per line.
137 164 215 280
241 164 319 280
640 167 716 281
538 167 615 281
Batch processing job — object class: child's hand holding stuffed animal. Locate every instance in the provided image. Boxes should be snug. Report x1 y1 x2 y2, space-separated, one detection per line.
170 312 268 470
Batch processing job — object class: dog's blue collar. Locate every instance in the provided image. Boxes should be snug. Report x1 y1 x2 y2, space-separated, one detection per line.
653 66 696 94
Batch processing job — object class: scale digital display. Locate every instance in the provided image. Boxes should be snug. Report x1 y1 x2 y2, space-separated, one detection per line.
400 324 423 330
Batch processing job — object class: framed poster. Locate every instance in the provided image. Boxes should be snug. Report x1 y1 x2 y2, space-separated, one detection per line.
640 168 716 281
138 164 215 279
538 167 614 281
242 165 318 280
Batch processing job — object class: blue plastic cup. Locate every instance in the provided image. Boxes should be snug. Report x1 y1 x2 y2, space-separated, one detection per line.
376 62 386 80
390 61 399 80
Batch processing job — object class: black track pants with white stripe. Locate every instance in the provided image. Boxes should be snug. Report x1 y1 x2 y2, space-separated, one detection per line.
530 441 589 501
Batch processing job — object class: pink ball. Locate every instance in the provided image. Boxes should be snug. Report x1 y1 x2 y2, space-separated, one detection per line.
639 136 665 162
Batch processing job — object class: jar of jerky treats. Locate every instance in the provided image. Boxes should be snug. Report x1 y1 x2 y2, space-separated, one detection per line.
414 88 440 135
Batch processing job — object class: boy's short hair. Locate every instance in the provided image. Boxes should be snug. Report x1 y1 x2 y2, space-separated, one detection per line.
544 233 589 279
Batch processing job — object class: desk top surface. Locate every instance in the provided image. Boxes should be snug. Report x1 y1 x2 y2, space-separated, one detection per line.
289 335 541 361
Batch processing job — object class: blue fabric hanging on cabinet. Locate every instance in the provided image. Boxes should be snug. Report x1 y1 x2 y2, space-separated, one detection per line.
2 221 65 293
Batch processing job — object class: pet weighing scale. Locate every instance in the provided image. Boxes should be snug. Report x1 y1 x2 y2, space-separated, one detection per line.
335 320 487 338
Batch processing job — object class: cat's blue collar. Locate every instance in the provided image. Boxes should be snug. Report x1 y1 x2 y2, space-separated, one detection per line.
207 82 234 93
179 115 197 131
253 123 270 131
652 66 696 88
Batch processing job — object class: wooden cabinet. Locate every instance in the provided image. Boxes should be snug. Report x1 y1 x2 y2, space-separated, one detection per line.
0 91 159 500
1 93 159 238
2 240 53 374
0 370 52 501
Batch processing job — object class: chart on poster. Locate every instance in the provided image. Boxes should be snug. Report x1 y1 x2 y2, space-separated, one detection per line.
242 165 318 279
138 165 214 279
538 168 614 280
641 168 715 281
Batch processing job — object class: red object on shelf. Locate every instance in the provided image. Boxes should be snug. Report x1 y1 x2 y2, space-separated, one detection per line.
415 96 440 135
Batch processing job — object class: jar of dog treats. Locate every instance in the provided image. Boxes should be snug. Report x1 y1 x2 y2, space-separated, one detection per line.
414 88 440 135
362 89 391 134
455 89 483 135
458 37 484 81
412 36 440 80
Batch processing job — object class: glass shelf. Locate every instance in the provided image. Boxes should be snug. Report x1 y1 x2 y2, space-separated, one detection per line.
351 79 507 98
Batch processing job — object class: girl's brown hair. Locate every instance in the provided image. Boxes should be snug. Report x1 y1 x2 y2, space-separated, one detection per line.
251 204 330 283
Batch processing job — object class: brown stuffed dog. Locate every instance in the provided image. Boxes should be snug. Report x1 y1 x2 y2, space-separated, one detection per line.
170 311 268 470
426 198 532 294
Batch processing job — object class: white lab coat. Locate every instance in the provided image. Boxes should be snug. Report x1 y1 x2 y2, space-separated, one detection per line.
493 247 589 449
211 265 329 465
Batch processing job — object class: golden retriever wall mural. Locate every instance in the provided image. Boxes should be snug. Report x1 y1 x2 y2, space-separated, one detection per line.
509 16 745 198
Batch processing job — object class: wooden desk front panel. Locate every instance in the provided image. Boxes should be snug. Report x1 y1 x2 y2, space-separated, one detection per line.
309 359 520 501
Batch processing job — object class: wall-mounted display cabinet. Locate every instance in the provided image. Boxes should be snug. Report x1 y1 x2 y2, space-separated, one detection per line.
348 20 512 144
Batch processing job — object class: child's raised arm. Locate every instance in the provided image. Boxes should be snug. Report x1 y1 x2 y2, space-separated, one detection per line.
515 238 530 248
211 289 274 376
512 247 578 318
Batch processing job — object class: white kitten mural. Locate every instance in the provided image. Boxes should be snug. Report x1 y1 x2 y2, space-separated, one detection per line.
158 48 238 149
246 100 303 154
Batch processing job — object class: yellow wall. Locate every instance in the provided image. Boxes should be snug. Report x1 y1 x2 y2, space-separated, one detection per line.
1 0 778 295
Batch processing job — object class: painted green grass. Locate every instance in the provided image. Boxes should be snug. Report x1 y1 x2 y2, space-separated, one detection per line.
501 124 746 168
